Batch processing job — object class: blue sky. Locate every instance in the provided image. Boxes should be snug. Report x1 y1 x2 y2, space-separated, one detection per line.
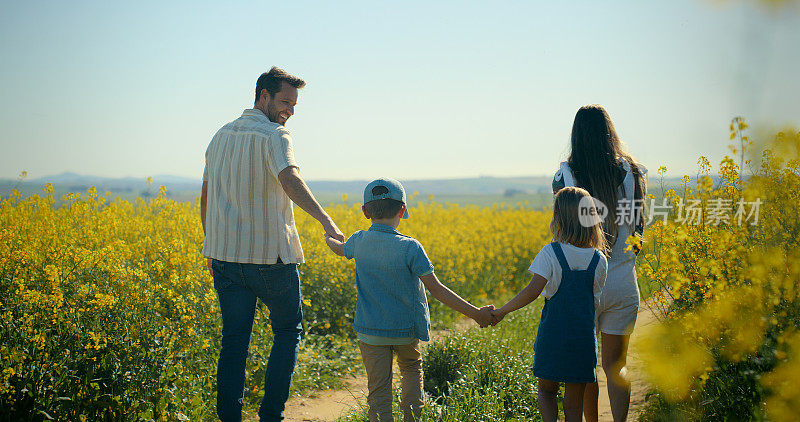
1 0 798 181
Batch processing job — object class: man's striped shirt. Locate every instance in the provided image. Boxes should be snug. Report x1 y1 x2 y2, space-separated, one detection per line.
202 108 304 264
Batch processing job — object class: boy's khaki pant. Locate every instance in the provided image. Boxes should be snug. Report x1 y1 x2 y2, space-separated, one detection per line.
358 340 423 422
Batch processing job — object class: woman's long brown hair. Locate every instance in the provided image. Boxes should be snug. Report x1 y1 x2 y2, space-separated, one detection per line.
568 105 646 250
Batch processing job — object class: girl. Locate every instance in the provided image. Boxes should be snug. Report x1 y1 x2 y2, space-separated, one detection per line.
492 186 608 422
553 104 647 422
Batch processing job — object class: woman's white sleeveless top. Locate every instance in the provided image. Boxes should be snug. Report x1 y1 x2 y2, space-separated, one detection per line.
553 159 647 305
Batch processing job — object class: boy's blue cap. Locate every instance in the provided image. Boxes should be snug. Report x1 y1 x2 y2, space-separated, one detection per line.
364 178 409 219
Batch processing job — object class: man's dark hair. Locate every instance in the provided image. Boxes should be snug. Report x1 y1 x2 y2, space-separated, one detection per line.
255 67 306 102
364 186 404 220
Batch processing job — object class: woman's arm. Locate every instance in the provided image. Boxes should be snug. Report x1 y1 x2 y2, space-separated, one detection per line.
492 273 548 321
552 174 566 194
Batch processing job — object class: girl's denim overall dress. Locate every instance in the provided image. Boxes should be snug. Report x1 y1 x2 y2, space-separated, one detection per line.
532 242 600 383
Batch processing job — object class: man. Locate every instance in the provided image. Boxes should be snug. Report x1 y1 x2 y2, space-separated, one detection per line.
200 67 344 422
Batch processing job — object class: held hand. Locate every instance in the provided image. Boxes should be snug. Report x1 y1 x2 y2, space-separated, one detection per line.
324 233 346 257
323 219 345 242
324 234 338 248
206 258 213 277
489 309 506 326
473 305 496 328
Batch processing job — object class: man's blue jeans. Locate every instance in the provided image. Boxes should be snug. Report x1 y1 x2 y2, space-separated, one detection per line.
211 259 303 422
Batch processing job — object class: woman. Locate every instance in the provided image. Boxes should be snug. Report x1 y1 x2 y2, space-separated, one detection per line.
552 104 647 422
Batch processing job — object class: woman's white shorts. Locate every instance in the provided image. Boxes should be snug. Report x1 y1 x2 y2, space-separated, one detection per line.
596 263 640 336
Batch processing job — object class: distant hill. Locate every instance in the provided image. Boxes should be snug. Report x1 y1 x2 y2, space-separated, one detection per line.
1 173 202 203
8 172 555 196
308 176 555 196
27 173 201 190
1 172 685 207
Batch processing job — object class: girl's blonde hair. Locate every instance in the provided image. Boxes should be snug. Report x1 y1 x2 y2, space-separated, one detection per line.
551 186 609 255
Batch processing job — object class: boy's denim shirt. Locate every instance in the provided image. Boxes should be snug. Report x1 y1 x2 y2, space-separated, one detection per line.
343 223 434 341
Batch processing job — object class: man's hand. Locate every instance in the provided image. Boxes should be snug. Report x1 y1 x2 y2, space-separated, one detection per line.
323 220 344 242
206 258 213 276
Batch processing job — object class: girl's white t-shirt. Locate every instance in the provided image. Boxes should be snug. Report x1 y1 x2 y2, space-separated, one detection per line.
528 242 608 308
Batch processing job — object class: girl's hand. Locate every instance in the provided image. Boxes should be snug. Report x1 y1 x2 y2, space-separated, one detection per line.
472 305 496 328
489 308 506 326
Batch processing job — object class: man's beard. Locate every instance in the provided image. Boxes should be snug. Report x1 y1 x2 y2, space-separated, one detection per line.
266 101 284 125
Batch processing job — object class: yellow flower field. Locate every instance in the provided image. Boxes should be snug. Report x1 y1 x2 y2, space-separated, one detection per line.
634 126 800 420
3 123 799 420
0 184 550 420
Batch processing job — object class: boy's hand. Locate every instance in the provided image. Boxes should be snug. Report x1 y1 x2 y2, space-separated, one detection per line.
324 234 346 257
473 305 496 328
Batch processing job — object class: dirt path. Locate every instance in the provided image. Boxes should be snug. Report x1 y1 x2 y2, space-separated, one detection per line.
281 373 368 422
279 308 657 422
281 319 474 422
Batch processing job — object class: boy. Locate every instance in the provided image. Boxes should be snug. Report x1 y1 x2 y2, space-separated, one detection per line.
324 177 495 422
